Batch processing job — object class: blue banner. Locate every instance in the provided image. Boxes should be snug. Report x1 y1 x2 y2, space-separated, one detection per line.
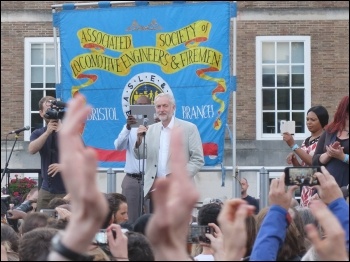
55 1 235 167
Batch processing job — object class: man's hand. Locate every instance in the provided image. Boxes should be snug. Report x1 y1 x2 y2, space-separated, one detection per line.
146 127 200 261
55 93 108 255
306 200 348 261
126 115 137 130
6 209 27 220
312 166 343 205
269 173 298 210
46 120 59 134
217 199 255 261
48 163 61 177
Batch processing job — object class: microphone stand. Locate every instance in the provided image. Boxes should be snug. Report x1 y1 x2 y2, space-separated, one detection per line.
139 130 147 217
138 117 148 217
1 134 19 194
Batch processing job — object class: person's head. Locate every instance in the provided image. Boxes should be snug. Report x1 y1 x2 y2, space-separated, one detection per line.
1 223 19 253
38 96 55 121
326 95 349 133
46 217 69 230
20 212 49 235
244 215 257 258
105 193 128 225
197 203 222 227
136 95 151 105
24 186 38 201
125 231 155 261
240 178 249 195
19 227 58 261
133 214 152 235
306 106 329 133
154 93 176 124
256 207 306 260
47 197 69 209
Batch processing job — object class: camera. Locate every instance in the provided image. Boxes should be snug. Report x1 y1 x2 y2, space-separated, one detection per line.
44 100 66 120
15 200 34 213
284 166 321 186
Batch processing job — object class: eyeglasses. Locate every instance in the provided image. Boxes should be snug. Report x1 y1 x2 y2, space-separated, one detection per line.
45 101 52 107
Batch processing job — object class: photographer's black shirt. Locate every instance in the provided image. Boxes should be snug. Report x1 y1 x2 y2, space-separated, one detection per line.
30 126 66 194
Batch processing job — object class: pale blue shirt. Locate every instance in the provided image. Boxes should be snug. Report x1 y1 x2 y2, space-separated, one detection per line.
157 116 174 177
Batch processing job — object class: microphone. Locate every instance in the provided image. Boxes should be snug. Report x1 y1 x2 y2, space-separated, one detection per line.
50 100 67 108
142 116 148 136
8 126 30 134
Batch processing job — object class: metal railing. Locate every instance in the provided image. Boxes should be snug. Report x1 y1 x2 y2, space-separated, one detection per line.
2 166 287 210
98 166 287 210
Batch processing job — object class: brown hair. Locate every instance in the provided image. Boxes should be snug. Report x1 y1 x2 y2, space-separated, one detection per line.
256 207 306 260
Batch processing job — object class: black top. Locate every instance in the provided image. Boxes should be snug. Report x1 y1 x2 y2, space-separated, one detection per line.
243 195 260 214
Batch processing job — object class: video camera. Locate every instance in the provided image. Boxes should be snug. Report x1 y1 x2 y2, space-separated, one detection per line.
44 100 66 120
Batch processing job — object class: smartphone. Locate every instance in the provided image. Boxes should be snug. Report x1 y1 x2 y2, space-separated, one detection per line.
284 166 321 186
280 120 296 135
95 229 108 245
187 225 214 244
40 209 58 218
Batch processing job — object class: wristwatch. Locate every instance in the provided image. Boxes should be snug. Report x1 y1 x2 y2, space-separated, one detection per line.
51 232 93 261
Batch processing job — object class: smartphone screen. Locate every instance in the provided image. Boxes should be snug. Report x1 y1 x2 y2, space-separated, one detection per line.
187 225 213 244
39 209 58 218
284 166 321 186
95 229 108 245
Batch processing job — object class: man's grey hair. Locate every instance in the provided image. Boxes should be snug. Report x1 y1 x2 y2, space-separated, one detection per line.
154 93 175 106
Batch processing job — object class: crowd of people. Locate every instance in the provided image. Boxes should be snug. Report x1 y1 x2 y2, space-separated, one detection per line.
1 93 348 261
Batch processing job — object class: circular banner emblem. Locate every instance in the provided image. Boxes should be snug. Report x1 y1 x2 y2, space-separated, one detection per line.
122 72 173 117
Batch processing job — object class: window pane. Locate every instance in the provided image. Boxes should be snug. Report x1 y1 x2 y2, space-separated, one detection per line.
277 89 290 110
46 90 56 97
277 74 289 87
277 42 289 63
291 42 304 63
277 65 289 87
31 83 44 88
31 113 44 132
262 42 275 63
263 75 275 87
292 65 304 86
263 89 275 110
31 44 43 65
31 90 44 110
292 89 304 110
46 67 56 83
262 65 274 74
31 67 43 83
292 112 305 133
46 44 55 65
278 112 290 133
263 112 275 133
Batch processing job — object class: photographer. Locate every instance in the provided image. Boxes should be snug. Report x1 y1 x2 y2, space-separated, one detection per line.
28 96 67 211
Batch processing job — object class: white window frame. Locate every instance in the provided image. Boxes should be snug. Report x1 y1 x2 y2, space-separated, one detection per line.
256 36 311 140
24 37 60 141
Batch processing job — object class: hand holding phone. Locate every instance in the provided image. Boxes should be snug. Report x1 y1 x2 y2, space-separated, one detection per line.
284 166 321 186
187 225 214 244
